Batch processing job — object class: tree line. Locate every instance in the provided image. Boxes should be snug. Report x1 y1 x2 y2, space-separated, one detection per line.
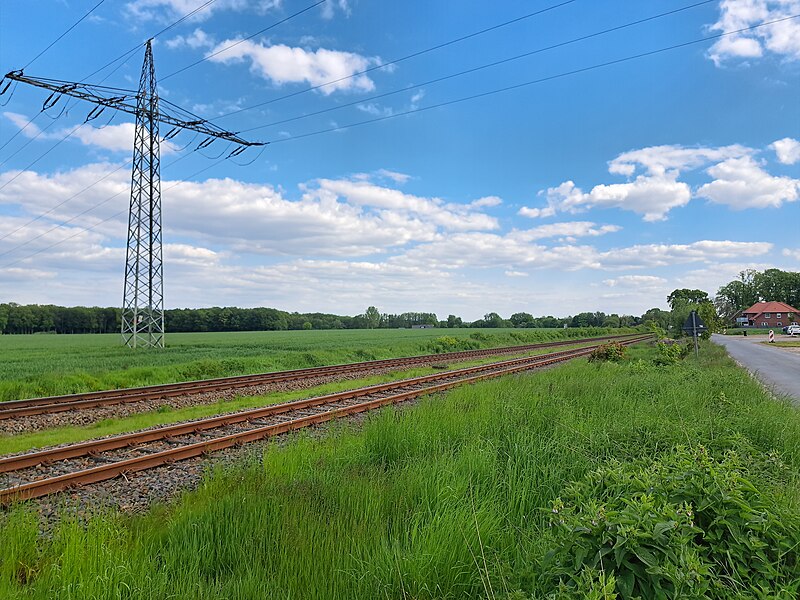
0 302 647 335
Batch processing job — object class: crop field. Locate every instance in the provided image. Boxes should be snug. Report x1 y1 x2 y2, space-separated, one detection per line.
2 341 800 598
0 327 623 402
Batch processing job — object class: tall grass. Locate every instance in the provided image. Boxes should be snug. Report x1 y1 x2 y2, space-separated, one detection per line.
0 327 626 401
2 342 798 598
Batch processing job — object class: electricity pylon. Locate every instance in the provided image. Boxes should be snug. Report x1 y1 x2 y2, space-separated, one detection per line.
122 41 164 348
3 42 265 348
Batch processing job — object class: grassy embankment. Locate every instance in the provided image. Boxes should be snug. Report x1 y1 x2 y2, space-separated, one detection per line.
0 341 600 456
0 327 628 402
2 340 799 599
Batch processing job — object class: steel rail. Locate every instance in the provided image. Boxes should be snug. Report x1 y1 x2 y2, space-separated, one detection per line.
0 335 652 503
0 342 636 472
0 333 642 419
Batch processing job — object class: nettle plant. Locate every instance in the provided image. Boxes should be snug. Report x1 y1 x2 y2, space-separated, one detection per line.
542 445 800 599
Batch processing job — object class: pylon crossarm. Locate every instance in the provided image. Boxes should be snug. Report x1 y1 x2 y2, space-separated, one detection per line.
3 71 264 147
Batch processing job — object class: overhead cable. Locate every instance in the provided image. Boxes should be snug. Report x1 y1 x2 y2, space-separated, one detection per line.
217 0 582 119
265 14 800 145
23 0 106 70
161 0 328 81
0 154 225 271
242 0 718 133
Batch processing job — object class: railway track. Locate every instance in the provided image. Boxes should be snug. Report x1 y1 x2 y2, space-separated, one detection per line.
0 335 651 504
0 333 643 420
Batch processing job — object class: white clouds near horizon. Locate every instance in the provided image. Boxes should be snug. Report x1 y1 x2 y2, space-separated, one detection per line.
522 142 799 221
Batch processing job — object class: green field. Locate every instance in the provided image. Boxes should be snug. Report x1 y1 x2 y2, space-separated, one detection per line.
2 341 799 599
0 327 628 402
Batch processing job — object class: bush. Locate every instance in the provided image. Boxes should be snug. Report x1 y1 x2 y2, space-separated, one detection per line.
423 335 481 354
653 340 691 365
588 342 628 363
542 445 800 599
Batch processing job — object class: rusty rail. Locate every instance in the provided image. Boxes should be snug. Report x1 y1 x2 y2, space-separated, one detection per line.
0 335 652 504
0 333 643 419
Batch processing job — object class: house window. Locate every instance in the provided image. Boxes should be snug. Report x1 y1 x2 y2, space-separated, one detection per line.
777 322 782 327
762 322 768 327
777 313 782 318
765 313 771 318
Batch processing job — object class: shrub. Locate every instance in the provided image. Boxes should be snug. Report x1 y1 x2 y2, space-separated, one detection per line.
588 342 628 363
542 445 800 599
423 335 481 354
653 340 690 365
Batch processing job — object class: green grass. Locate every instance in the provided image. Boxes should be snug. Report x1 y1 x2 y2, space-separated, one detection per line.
0 327 627 402
771 340 800 347
0 346 582 456
3 341 798 599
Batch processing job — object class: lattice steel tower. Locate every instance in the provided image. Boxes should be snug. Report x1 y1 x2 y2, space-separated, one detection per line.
4 42 264 349
121 40 164 348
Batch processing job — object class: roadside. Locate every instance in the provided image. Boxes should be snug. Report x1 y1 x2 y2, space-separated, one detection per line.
711 333 800 403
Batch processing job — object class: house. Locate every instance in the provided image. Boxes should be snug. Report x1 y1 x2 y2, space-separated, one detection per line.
739 301 799 328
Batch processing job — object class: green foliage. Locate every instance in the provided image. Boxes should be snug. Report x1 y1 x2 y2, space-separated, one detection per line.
654 341 690 365
0 327 634 402
423 335 481 354
667 289 710 310
543 444 800 599
715 268 800 321
588 341 628 362
4 342 800 599
645 320 667 339
696 302 724 338
363 306 381 329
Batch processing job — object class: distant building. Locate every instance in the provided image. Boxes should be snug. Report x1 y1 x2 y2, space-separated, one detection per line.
739 301 799 328
411 324 435 329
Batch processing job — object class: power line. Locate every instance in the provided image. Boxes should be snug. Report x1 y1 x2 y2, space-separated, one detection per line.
264 14 800 145
80 0 222 82
0 152 194 261
1 0 109 157
242 0 717 133
217 0 581 120
0 0 297 272
0 160 133 243
161 0 328 81
0 154 224 271
0 122 86 192
0 0 236 182
0 112 43 155
23 0 106 70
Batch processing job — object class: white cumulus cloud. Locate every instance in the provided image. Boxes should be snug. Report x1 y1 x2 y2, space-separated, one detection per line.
708 0 800 65
126 0 280 22
771 137 800 164
206 40 378 93
602 275 667 288
525 142 797 221
697 155 800 209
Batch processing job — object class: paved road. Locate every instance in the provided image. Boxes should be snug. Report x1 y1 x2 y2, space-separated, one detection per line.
711 334 800 403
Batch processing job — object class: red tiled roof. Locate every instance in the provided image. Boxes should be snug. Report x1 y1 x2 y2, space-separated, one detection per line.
742 301 799 315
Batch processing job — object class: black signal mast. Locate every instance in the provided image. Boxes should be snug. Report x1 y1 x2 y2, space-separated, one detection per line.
3 41 265 348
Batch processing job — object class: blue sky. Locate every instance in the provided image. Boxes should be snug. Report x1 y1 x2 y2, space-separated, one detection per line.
0 0 798 320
